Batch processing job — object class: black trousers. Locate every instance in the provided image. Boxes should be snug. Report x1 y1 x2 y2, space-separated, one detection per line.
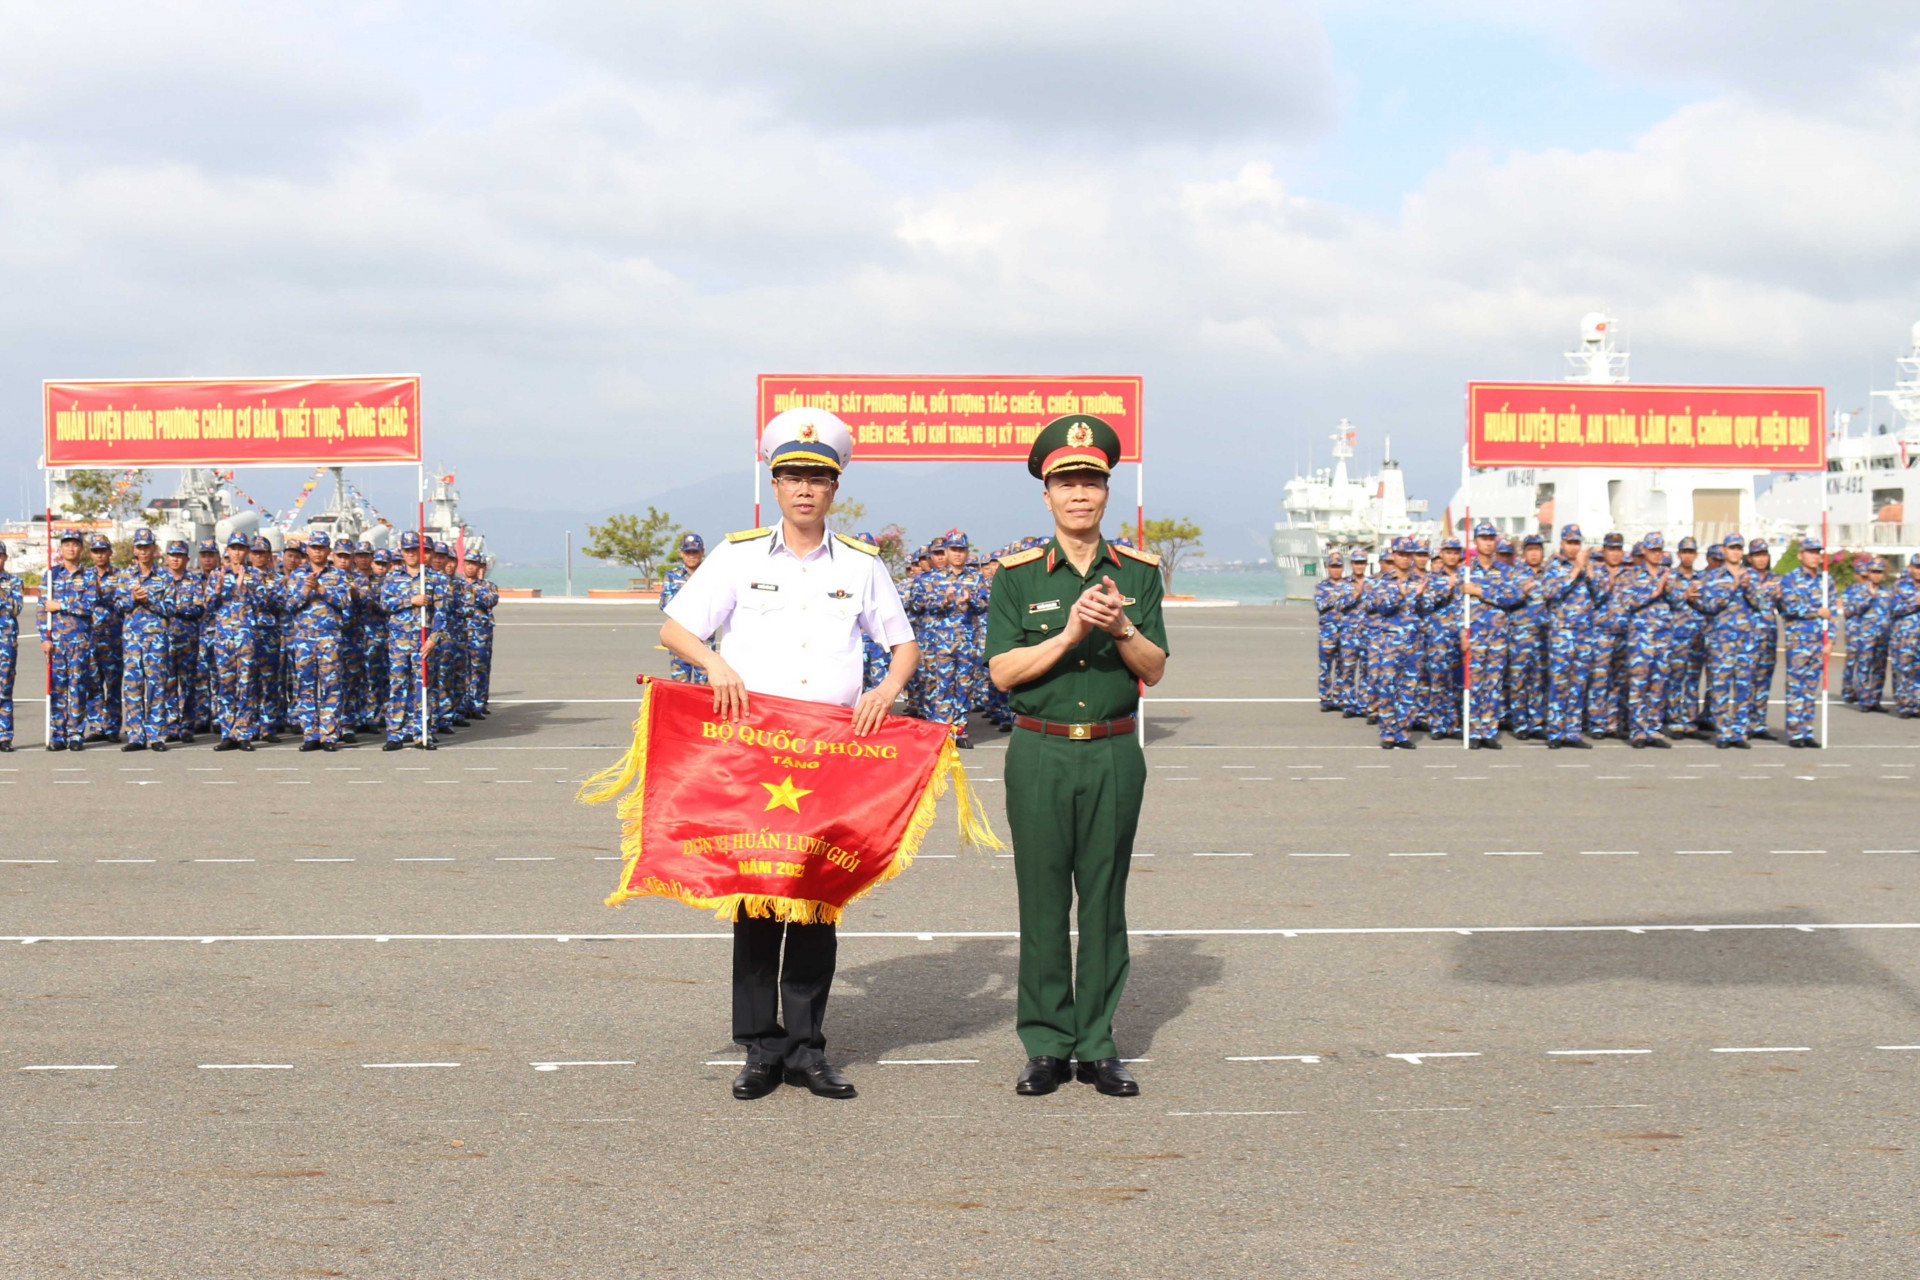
733 917 837 1068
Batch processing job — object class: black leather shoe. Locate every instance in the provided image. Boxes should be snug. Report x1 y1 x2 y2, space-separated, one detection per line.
732 1061 781 1101
955 737 973 749
300 741 322 752
70 740 85 752
0 742 11 753
1075 1058 1140 1097
1630 738 1646 749
263 733 283 744
213 738 237 752
1565 738 1591 749
783 1062 856 1099
1480 737 1501 750
1750 727 1775 741
341 732 358 745
122 742 146 752
383 740 406 751
1731 739 1750 750
1015 1055 1072 1096
237 739 254 752
1395 739 1417 749
150 742 168 753
1645 737 1670 749
321 742 338 752
47 741 66 752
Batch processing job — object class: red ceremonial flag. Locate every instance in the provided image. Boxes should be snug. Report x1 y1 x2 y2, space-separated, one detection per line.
577 679 1002 924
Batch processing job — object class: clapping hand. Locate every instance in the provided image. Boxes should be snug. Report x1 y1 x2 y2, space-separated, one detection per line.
1072 576 1130 637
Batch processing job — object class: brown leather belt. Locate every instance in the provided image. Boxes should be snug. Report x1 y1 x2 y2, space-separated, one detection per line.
1013 714 1136 741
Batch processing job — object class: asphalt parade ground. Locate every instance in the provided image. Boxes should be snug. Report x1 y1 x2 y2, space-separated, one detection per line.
5 604 1919 1277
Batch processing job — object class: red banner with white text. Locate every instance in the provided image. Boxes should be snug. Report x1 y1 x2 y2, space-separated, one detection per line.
1467 382 1825 470
758 374 1142 463
44 376 422 467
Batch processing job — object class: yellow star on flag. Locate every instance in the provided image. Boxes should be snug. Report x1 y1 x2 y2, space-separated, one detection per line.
760 775 813 813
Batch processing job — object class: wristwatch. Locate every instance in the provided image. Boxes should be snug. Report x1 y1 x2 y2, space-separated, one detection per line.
1117 622 1136 641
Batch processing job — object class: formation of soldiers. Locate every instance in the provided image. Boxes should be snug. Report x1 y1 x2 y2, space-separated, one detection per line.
20 527 497 753
1316 521 1920 751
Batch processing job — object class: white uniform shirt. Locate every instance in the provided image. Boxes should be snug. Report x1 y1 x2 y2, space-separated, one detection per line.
663 525 914 708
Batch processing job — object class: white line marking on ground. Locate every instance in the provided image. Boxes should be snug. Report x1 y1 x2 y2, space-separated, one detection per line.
1390 852 1448 858
1234 777 1273 781
1550 1104 1651 1110
97 859 155 864
1581 851 1638 856
496 857 556 861
1227 1055 1322 1064
1 859 57 864
1369 1107 1472 1113
1710 1046 1811 1054
21 1064 117 1071
395 857 455 862
704 1059 747 1066
1874 1045 1920 1051
362 1062 461 1069
1485 851 1542 857
1385 1053 1481 1066
1288 852 1348 858
193 859 255 864
295 858 355 863
1168 1111 1306 1116
1771 849 1827 855
198 1063 292 1070
1865 850 1920 855
1548 1049 1652 1056
878 1059 980 1065
532 1061 636 1071
1677 850 1732 855
1194 852 1252 858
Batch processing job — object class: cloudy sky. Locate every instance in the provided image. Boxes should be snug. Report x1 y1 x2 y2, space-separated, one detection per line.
4 1 1918 560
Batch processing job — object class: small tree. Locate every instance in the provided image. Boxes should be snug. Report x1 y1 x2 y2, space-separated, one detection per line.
67 468 151 522
583 507 679 585
873 522 908 577
827 498 869 536
1142 516 1203 591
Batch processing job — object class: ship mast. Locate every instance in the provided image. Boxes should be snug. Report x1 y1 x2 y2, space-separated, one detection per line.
1870 320 1920 444
1566 311 1629 385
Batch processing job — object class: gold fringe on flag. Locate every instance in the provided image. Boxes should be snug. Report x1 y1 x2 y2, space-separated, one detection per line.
577 695 1003 925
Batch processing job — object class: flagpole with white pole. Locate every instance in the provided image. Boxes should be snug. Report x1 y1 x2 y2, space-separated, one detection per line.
1460 443 1472 751
1820 458 1831 749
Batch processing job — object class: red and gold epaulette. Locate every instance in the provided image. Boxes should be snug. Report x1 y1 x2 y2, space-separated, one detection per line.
1115 543 1161 566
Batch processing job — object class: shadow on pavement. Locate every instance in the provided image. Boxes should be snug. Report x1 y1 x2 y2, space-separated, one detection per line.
1450 908 1920 1018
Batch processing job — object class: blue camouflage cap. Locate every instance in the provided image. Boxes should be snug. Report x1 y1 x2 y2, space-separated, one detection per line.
225 532 249 548
1642 531 1664 549
373 548 393 565
335 538 356 554
679 532 704 554
131 527 156 547
1706 544 1725 562
249 535 271 553
1559 524 1583 542
1677 536 1698 551
1868 557 1886 571
307 530 330 549
1326 551 1344 567
854 531 876 546
927 534 949 552
399 530 421 550
1800 534 1823 552
1440 537 1463 552
1747 538 1769 554
197 538 217 554
1495 536 1514 554
1472 520 1498 538
1391 535 1418 554
165 539 188 555
1602 531 1624 547
88 534 111 551
1521 533 1544 547
1721 532 1745 549
59 527 83 542
947 529 970 547
433 541 451 556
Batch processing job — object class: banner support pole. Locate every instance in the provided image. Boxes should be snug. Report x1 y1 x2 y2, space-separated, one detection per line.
1820 467 1831 749
43 464 52 748
1461 442 1472 751
418 464 430 751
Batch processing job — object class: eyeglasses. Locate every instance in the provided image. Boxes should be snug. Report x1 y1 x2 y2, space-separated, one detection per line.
772 473 835 491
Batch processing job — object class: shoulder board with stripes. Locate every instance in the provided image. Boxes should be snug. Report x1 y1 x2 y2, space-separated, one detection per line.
1115 543 1161 566
727 527 775 543
997 547 1045 568
833 532 879 555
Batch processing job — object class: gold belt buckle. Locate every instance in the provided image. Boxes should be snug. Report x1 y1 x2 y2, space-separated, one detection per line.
1068 722 1093 740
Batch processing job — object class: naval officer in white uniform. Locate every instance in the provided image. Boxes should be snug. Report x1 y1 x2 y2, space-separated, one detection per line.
661 407 919 1100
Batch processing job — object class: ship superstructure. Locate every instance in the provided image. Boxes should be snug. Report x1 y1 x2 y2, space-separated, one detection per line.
1270 420 1437 597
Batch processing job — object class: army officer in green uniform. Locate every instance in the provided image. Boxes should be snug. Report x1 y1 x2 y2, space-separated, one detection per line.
985 414 1168 1098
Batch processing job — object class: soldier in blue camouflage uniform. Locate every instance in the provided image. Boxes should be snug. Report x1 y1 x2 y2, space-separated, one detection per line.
161 539 202 743
40 530 98 751
1505 534 1549 739
348 541 382 729
1889 560 1920 717
976 554 1015 731
659 533 711 685
1407 542 1432 730
850 532 892 694
913 533 985 745
1840 559 1891 711
1775 535 1832 747
1685 533 1755 748
1418 539 1463 739
423 542 463 732
364 548 394 724
0 542 19 751
1582 532 1628 739
247 535 288 743
1741 539 1782 740
109 528 176 751
1661 537 1705 736
285 530 354 750
1367 536 1423 748
1315 552 1346 710
1461 521 1524 748
329 540 366 735
1616 531 1679 748
464 553 499 718
382 532 450 748
903 538 943 720
205 532 264 751
947 532 992 728
83 534 123 742
191 539 220 733
1338 551 1369 716
1540 524 1596 749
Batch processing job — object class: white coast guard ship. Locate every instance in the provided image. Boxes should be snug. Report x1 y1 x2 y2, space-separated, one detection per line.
1270 421 1437 596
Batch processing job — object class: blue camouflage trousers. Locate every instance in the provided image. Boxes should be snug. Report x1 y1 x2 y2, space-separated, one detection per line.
1625 619 1670 742
1705 625 1752 744
85 628 122 737
211 631 256 740
251 628 284 734
289 630 344 742
1424 628 1461 736
1317 622 1339 706
193 625 218 729
49 637 93 744
1372 626 1419 744
165 627 197 738
1586 628 1626 737
1746 622 1777 732
1664 622 1704 731
388 641 426 740
1465 622 1508 740
1846 627 1887 709
1505 622 1546 736
362 631 390 724
1545 627 1591 743
919 652 969 729
0 636 14 743
467 636 493 714
1893 621 1920 716
119 623 171 746
1783 627 1824 739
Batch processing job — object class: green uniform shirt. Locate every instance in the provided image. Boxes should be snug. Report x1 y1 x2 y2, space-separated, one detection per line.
985 536 1169 722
